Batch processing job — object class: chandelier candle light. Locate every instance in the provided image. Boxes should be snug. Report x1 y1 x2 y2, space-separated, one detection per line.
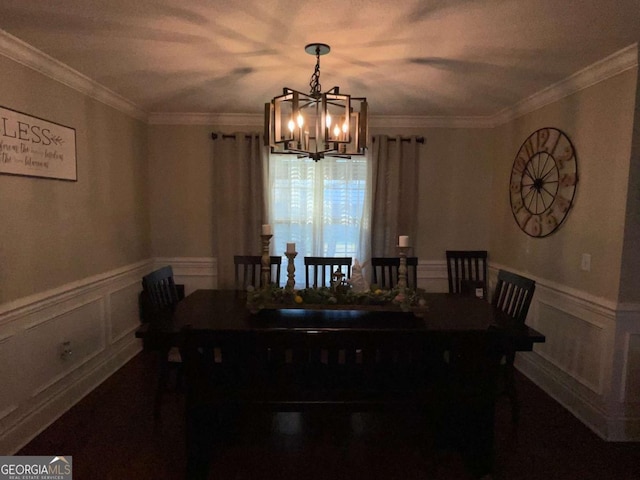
265 43 368 162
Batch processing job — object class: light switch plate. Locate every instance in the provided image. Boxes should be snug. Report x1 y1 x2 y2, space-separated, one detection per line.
581 253 591 272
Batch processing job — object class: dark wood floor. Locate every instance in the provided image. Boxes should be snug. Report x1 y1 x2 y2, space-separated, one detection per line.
19 350 640 479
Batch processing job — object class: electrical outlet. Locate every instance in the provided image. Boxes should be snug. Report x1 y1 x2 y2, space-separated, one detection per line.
581 253 591 272
60 341 73 360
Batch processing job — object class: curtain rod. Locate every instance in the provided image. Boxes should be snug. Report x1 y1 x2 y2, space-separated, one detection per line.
211 133 260 140
211 133 425 144
372 136 425 144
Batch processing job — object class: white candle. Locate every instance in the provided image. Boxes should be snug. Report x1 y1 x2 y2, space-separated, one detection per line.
261 224 272 235
399 235 409 247
286 242 296 253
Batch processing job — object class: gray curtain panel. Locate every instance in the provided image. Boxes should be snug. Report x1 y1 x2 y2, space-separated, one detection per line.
369 135 420 257
213 133 269 288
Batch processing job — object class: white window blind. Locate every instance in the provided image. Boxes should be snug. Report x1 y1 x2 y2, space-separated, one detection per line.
269 154 368 286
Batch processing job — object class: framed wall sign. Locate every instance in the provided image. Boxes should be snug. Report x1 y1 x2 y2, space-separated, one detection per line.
0 105 77 181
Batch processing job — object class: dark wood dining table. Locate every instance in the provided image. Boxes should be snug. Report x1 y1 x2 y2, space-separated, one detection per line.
136 289 544 479
140 288 544 341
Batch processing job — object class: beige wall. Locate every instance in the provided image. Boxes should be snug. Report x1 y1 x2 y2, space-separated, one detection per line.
408 127 493 259
619 54 640 303
0 56 149 304
148 124 212 257
489 69 637 302
368 125 493 259
147 124 258 258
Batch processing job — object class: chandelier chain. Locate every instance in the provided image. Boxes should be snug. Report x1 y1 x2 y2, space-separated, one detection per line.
309 47 322 96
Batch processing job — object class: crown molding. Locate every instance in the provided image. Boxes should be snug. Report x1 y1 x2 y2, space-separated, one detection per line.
1 27 636 129
0 29 148 122
368 115 495 129
491 43 638 126
147 112 263 126
147 112 496 128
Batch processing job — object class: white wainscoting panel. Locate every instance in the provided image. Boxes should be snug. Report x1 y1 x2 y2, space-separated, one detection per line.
492 264 640 441
623 333 640 403
417 261 449 292
24 298 106 398
109 281 143 343
0 333 29 429
605 305 640 440
0 259 153 454
532 301 607 395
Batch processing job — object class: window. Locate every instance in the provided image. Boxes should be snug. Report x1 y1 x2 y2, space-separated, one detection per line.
269 154 369 286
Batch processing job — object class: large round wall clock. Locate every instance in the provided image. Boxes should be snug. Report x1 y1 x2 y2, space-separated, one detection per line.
509 127 578 237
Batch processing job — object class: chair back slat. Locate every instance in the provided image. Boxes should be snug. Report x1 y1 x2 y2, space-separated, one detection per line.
234 255 282 290
370 257 418 289
142 265 181 309
491 269 535 324
304 257 352 288
446 250 488 299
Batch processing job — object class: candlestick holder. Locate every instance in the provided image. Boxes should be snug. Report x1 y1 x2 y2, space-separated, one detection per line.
261 234 273 290
285 251 298 291
397 245 411 292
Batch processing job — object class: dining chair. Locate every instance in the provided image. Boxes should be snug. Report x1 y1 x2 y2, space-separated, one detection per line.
141 265 185 420
233 255 282 290
304 256 352 288
446 250 489 300
491 269 536 423
370 257 418 289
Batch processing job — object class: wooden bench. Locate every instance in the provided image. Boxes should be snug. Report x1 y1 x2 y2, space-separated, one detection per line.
181 327 503 479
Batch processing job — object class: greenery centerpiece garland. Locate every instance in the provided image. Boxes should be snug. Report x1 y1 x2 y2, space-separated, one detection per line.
247 283 428 314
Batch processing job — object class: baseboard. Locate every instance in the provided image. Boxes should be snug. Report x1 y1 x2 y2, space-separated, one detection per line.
516 352 609 440
1 339 141 454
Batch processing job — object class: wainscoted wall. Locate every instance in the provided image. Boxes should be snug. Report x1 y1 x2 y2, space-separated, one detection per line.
151 255 640 442
2 256 638 454
0 260 154 454
490 264 640 441
154 257 218 295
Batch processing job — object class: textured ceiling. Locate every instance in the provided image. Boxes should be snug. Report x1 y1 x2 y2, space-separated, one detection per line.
0 0 638 117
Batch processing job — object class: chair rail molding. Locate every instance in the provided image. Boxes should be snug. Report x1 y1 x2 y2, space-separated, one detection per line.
153 257 218 294
152 256 446 294
416 260 449 292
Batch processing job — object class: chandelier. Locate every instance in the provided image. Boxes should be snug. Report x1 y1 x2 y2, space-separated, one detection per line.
264 43 368 162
